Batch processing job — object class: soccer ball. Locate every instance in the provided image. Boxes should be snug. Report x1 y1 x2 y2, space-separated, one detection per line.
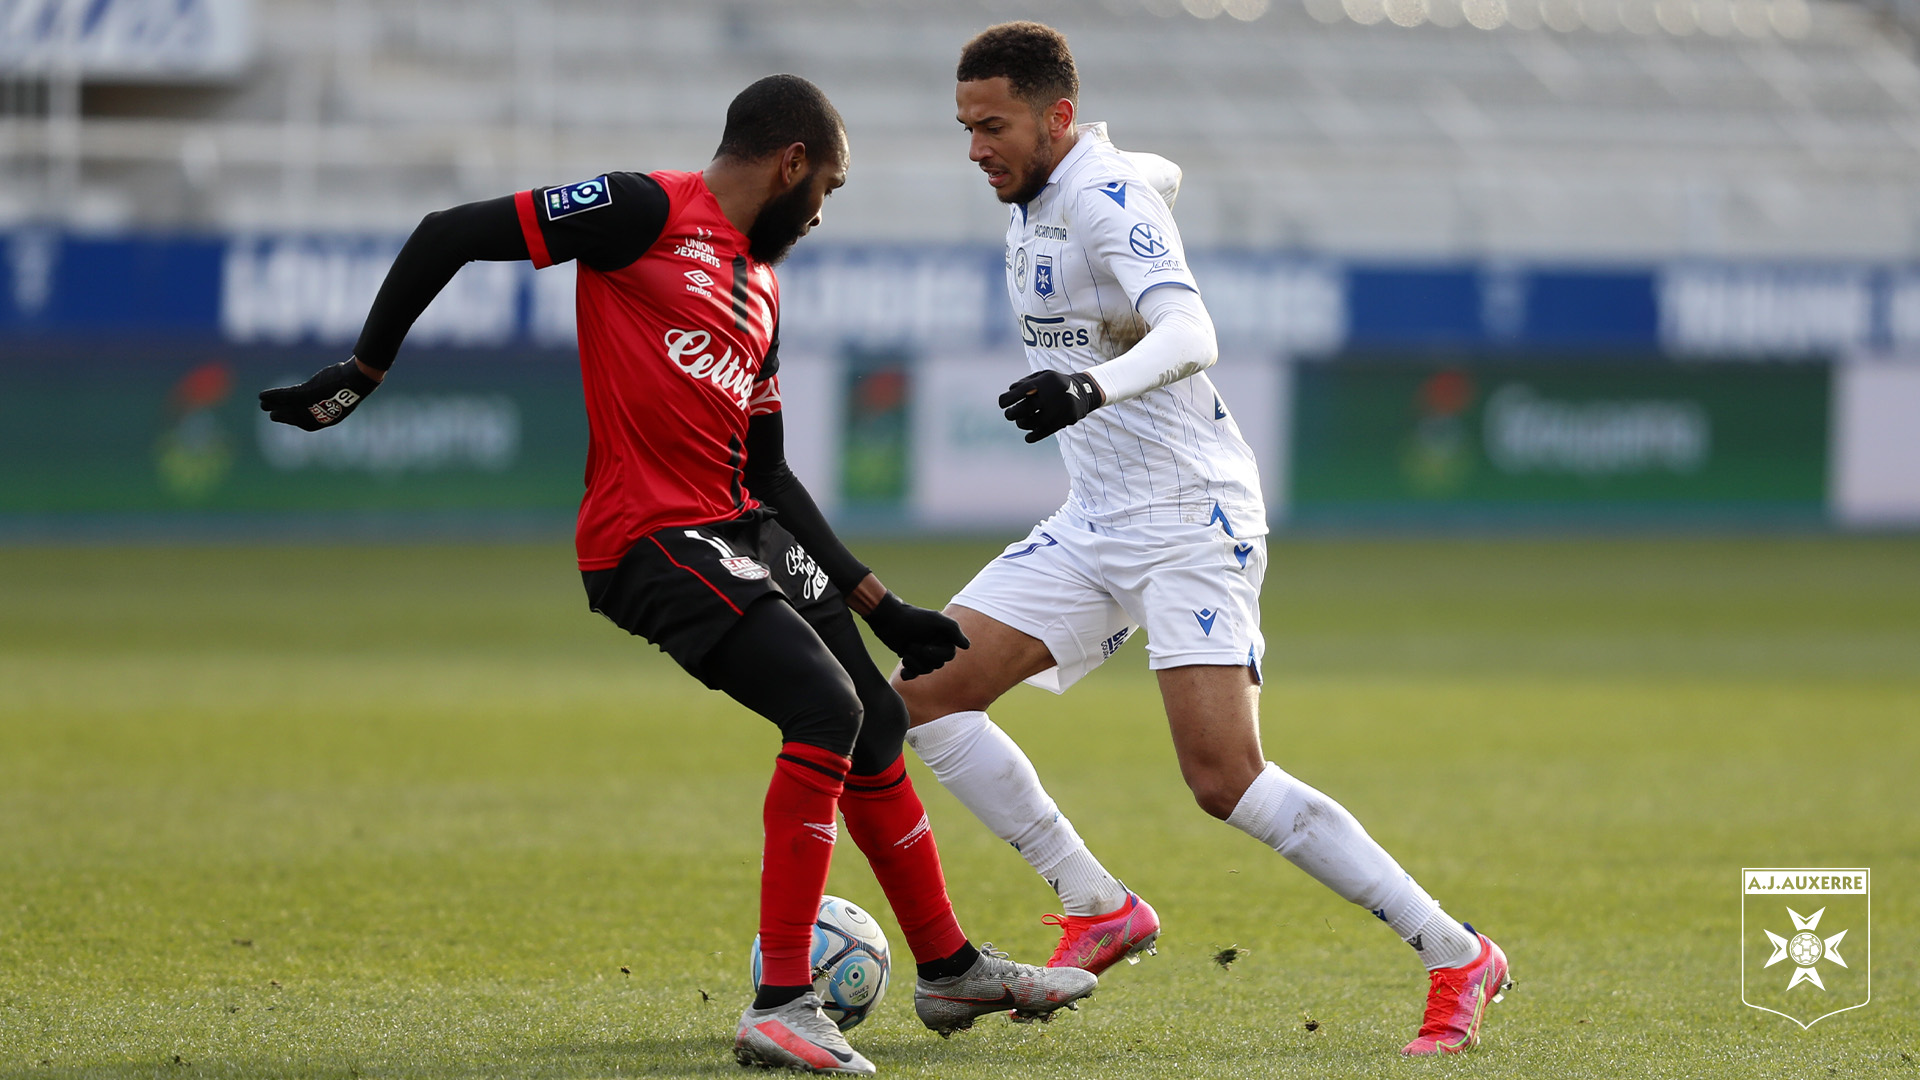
749 894 891 1031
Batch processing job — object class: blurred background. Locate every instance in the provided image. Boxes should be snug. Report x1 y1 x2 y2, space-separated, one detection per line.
4 0 1920 536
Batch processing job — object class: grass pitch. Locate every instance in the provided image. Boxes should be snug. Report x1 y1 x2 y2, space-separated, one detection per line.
1 535 1916 1079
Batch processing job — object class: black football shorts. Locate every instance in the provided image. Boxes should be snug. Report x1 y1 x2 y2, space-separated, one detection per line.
582 511 844 684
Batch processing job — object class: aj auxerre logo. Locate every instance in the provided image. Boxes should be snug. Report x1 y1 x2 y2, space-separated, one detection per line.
663 328 758 410
1741 868 1870 1029
1021 313 1089 350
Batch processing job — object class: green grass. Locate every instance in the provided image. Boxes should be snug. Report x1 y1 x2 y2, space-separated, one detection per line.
1 536 1917 1079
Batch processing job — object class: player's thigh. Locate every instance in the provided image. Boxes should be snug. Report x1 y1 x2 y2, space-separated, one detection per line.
905 522 1135 714
890 604 1057 724
801 597 912 777
701 595 864 757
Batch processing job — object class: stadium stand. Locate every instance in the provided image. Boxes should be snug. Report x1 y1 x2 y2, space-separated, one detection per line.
2 0 1917 256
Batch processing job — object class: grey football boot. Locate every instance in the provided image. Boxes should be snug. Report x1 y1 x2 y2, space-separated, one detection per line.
913 944 1098 1035
733 991 876 1075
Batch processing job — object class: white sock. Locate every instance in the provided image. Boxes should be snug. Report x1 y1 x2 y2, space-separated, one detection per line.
1226 761 1479 970
905 711 1128 916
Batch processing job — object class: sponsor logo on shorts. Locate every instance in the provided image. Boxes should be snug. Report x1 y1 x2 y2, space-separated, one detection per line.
783 545 829 600
720 556 769 580
1194 608 1218 636
1100 626 1133 658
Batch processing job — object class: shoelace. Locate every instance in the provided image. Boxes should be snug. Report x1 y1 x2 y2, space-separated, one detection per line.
1040 913 1087 966
1415 963 1477 1038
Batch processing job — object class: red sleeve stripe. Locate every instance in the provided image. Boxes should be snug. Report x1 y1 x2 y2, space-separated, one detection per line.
514 189 553 269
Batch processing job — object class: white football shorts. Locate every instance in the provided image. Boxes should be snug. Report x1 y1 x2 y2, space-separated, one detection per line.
950 506 1267 694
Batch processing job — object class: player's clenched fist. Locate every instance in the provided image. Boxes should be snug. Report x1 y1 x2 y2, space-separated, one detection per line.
998 369 1104 443
862 593 971 680
258 358 381 431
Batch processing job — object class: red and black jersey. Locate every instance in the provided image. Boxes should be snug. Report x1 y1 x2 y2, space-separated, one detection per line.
511 171 784 570
349 168 873 590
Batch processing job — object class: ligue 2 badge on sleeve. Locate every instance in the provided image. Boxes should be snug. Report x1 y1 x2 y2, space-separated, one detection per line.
1740 868 1870 1029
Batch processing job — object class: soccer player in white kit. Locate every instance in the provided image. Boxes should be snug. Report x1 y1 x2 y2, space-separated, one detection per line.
892 22 1514 1056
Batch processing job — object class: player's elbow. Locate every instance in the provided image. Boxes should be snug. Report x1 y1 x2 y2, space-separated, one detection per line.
413 208 456 245
1185 306 1219 372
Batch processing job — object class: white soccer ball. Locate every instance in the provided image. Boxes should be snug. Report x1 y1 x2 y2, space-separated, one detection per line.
749 894 891 1031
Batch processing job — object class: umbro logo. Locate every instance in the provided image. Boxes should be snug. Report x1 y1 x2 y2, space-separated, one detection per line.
802 820 838 844
684 269 714 288
1195 608 1218 636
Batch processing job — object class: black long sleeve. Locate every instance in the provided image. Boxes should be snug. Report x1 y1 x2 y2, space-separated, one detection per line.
743 410 872 594
352 196 529 370
352 172 671 370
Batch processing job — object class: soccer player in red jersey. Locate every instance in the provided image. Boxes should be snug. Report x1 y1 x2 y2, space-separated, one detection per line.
259 75 1094 1075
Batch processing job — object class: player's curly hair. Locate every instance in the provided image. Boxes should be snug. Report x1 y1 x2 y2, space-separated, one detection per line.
715 74 847 165
956 22 1079 109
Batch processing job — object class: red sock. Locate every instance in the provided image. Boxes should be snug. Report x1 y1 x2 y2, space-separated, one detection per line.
759 741 849 987
841 755 969 964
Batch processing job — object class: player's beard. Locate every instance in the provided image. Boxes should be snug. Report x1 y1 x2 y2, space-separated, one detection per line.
747 171 820 266
997 128 1055 206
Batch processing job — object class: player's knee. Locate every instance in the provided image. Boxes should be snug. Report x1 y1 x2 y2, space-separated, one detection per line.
779 675 865 760
847 686 908 777
1184 766 1257 820
890 669 977 727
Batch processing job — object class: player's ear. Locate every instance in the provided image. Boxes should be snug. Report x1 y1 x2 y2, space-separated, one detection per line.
777 142 810 188
1045 98 1075 141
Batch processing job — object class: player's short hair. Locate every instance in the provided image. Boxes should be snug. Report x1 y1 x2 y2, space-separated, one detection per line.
955 21 1078 109
714 74 847 166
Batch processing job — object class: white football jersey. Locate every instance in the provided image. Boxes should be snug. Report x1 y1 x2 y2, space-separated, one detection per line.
1004 123 1265 534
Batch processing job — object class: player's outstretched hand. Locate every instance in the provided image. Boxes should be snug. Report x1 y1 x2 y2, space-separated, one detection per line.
998 370 1104 443
259 358 381 431
864 593 970 680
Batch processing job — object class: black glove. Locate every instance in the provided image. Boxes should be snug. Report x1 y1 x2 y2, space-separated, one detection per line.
259 358 381 431
864 592 970 680
998 370 1103 443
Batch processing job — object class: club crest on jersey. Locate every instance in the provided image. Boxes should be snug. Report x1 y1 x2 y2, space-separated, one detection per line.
545 176 612 220
1129 222 1169 259
1034 254 1055 298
